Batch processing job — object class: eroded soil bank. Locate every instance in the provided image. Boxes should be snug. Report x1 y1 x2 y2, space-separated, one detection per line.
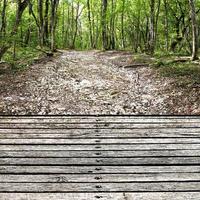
0 50 199 115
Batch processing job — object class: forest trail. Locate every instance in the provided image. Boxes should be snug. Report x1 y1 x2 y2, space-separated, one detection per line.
0 50 199 115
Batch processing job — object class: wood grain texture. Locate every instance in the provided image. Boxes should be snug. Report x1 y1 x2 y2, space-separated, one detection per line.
1 165 200 174
1 128 200 139
0 150 199 158
1 127 200 136
1 138 200 144
0 193 200 200
0 182 200 192
1 157 200 165
0 144 200 151
0 123 200 129
1 173 200 182
0 116 199 121
0 116 200 199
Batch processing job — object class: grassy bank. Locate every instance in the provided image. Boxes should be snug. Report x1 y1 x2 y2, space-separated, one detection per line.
1 46 49 73
133 53 200 87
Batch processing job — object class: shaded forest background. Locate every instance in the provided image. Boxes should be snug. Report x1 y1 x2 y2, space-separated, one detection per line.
0 0 199 64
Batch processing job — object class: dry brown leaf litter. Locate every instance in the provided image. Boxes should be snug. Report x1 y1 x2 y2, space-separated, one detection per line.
0 50 199 115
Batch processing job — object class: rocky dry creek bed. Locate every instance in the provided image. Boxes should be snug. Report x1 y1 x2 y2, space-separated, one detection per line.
0 50 199 115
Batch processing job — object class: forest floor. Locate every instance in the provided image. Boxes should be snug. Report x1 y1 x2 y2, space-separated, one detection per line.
0 50 200 115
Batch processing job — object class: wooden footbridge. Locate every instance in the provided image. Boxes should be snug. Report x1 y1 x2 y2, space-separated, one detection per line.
0 116 200 199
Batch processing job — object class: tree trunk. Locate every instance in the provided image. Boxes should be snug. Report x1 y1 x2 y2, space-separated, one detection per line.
24 26 31 45
110 0 115 50
154 0 161 50
72 3 80 48
38 0 45 47
44 0 49 45
62 1 65 47
148 0 155 55
163 0 169 51
69 1 74 48
0 0 7 36
12 0 29 35
102 0 108 50
0 0 29 60
87 0 94 48
50 0 59 52
189 0 198 60
121 0 125 48
91 5 96 48
0 46 10 60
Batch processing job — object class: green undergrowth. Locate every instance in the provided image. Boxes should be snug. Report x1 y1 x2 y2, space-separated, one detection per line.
153 56 200 87
3 46 49 72
133 53 154 64
132 52 200 87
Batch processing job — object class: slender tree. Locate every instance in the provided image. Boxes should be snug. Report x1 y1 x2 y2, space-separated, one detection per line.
0 0 29 60
163 0 169 51
87 0 94 48
121 0 125 48
44 0 49 44
0 0 7 36
72 2 81 48
148 0 155 55
38 0 45 46
110 0 116 49
0 0 199 61
101 0 108 50
50 0 59 51
189 0 198 60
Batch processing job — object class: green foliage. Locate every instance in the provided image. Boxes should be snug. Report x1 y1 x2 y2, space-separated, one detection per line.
0 0 195 51
0 0 198 69
133 54 153 64
3 46 45 71
153 57 200 86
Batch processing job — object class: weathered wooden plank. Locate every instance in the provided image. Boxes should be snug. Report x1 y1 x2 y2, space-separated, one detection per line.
1 118 200 123
0 123 200 129
1 173 200 182
0 127 199 134
1 165 200 174
0 182 200 192
0 138 200 144
0 144 200 151
0 193 199 200
0 150 200 158
0 116 199 121
0 157 200 165
0 116 199 198
1 128 200 137
0 193 200 200
1 133 200 139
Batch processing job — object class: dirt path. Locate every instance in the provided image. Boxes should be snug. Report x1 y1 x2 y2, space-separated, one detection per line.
0 50 199 115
